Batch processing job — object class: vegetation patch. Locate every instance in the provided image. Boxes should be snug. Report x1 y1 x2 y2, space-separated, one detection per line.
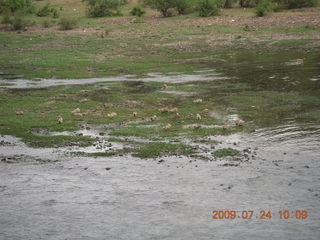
133 142 194 158
213 148 240 158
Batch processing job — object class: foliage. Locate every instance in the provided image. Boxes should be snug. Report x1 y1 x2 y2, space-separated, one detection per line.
58 16 77 30
255 0 277 17
175 0 192 14
0 0 35 14
11 14 27 29
36 3 59 18
213 148 240 158
41 18 52 28
286 0 318 8
130 5 145 17
198 0 220 17
82 0 127 17
1 14 28 30
141 0 178 17
222 0 235 8
239 0 258 7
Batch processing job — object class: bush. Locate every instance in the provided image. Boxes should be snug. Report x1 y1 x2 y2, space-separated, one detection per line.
239 0 258 7
82 0 127 17
11 15 27 30
286 0 318 8
36 3 58 17
130 6 145 17
0 0 35 14
58 16 77 30
1 12 11 24
142 0 177 17
222 0 235 8
198 0 220 17
255 0 276 17
41 18 52 28
175 0 191 14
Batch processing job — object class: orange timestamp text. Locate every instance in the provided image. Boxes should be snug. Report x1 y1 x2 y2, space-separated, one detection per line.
211 210 309 220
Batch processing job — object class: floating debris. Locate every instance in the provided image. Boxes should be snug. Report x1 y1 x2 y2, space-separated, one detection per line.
71 108 81 114
58 116 63 124
162 83 168 89
163 124 172 130
193 124 202 129
223 124 230 130
159 107 169 113
193 98 203 103
107 112 118 119
202 109 209 114
150 115 157 121
169 107 178 113
284 59 304 66
186 113 194 120
235 119 245 126
79 98 89 103
15 111 24 115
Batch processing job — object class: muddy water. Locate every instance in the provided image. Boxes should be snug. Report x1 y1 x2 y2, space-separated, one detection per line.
0 71 227 89
0 133 319 240
1 50 320 239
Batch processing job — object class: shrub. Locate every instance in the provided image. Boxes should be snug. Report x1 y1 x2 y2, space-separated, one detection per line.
130 6 145 17
82 0 127 17
41 18 51 28
58 16 77 30
255 0 276 17
11 15 27 30
175 0 191 14
286 0 318 8
0 0 35 14
198 0 220 17
1 12 11 24
222 0 235 8
36 3 58 17
1 12 28 30
52 9 59 18
142 0 177 17
239 0 258 7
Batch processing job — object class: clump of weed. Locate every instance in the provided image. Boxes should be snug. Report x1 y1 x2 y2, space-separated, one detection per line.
213 148 240 158
58 16 77 30
130 6 145 17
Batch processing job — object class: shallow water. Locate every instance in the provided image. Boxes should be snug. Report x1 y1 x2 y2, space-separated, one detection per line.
0 71 227 89
1 49 320 239
0 133 319 240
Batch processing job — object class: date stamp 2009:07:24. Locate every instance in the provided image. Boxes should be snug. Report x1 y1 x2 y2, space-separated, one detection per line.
211 210 309 220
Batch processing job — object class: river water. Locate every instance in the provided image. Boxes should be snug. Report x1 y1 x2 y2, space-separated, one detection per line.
0 50 319 239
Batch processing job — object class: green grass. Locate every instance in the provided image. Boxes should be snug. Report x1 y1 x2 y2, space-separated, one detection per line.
133 142 194 158
213 148 240 158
